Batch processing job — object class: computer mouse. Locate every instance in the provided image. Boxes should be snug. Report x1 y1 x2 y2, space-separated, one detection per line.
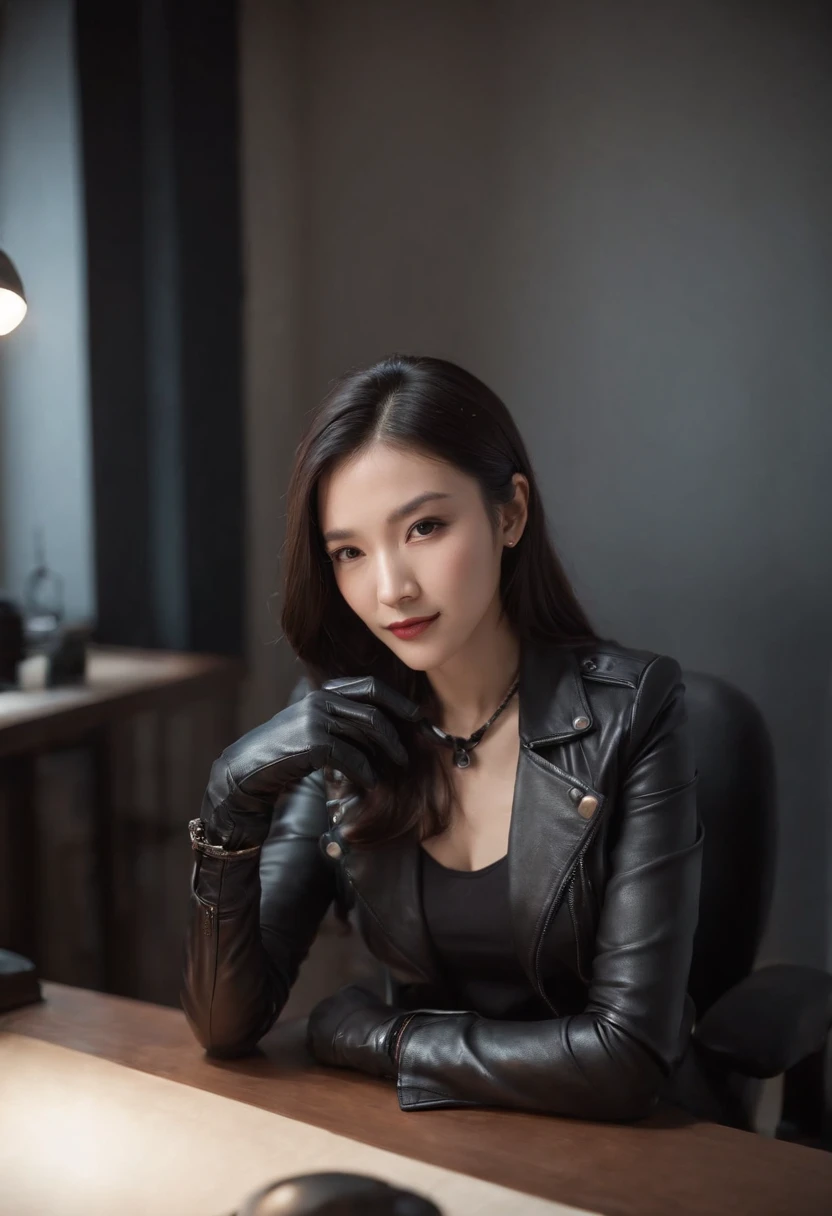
236 1170 442 1215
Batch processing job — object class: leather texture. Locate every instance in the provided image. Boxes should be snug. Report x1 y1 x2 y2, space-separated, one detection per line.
305 983 404 1080
181 635 704 1121
198 679 417 850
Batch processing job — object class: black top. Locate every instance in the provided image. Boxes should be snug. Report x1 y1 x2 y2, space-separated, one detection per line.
419 847 552 1020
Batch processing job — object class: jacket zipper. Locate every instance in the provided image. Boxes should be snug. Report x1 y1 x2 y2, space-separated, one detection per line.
191 854 217 938
566 867 592 986
530 747 603 1012
392 1012 417 1064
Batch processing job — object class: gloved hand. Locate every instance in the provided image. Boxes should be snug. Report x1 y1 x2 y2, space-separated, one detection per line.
200 676 423 850
306 983 409 1081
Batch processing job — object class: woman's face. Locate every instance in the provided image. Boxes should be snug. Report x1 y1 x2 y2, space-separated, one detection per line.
317 442 526 672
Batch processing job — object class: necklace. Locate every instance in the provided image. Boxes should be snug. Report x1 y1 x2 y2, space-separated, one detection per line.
422 670 521 769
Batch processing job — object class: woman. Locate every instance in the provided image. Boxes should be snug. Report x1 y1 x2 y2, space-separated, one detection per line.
181 354 703 1123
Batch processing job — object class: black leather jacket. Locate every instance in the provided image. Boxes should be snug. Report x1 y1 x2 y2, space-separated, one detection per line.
181 636 704 1122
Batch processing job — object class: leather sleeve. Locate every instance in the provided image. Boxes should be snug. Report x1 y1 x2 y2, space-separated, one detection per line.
395 655 704 1121
180 766 335 1056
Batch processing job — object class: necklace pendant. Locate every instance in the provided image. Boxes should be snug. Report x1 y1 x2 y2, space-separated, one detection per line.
453 747 471 769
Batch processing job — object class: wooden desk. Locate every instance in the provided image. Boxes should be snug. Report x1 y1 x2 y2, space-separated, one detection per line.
0 647 242 989
0 645 241 756
2 983 831 1216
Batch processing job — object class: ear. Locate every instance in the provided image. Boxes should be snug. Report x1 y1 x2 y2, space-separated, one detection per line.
502 473 530 543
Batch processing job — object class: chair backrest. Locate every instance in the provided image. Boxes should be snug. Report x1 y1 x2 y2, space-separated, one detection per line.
681 669 778 1015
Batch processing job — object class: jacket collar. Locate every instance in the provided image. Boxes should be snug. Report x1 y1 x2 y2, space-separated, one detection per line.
342 637 604 996
519 635 595 747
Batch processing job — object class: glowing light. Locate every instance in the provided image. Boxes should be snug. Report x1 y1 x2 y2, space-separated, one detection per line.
0 285 27 335
0 251 27 335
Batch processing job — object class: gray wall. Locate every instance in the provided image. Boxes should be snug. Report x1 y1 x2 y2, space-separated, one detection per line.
0 0 94 621
244 0 832 966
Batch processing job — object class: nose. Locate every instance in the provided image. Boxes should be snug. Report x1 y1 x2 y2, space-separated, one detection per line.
375 548 419 610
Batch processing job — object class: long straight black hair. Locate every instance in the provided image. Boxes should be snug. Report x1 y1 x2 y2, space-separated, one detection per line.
280 354 599 847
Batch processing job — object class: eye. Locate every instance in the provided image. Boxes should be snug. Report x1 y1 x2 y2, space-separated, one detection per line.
329 547 360 564
410 518 446 540
328 519 447 564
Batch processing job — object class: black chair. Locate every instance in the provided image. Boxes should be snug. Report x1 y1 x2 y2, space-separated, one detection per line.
681 669 832 1149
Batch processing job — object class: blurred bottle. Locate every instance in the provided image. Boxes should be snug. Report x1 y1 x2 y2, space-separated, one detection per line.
16 529 89 688
22 527 64 653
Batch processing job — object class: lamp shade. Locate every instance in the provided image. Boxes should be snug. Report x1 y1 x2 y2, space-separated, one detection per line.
0 250 27 336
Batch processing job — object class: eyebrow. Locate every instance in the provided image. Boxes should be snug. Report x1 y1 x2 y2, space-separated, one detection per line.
322 491 454 544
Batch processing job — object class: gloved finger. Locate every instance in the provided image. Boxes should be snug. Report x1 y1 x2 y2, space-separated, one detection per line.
321 691 409 766
324 737 380 790
321 675 424 724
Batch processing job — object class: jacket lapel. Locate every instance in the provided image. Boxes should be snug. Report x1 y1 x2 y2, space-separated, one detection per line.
509 638 606 992
343 832 442 986
342 636 604 994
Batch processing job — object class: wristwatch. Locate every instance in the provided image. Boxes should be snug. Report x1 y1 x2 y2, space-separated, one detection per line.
188 817 263 860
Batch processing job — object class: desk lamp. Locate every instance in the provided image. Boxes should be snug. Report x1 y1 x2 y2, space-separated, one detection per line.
0 249 27 336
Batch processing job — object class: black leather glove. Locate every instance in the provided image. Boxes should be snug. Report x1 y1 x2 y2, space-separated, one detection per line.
306 983 408 1081
200 676 423 850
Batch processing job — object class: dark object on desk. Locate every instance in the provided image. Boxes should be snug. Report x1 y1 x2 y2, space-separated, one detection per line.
21 620 91 687
0 949 43 1013
43 622 90 687
0 595 25 686
235 1171 441 1215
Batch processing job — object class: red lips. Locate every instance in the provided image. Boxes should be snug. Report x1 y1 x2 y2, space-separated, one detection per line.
385 613 439 629
387 613 440 640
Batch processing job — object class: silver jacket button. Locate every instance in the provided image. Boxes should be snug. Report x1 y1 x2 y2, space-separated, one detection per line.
325 840 343 860
573 715 590 730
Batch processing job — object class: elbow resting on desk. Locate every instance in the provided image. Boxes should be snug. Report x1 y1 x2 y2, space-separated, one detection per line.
180 965 286 1059
180 867 291 1057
